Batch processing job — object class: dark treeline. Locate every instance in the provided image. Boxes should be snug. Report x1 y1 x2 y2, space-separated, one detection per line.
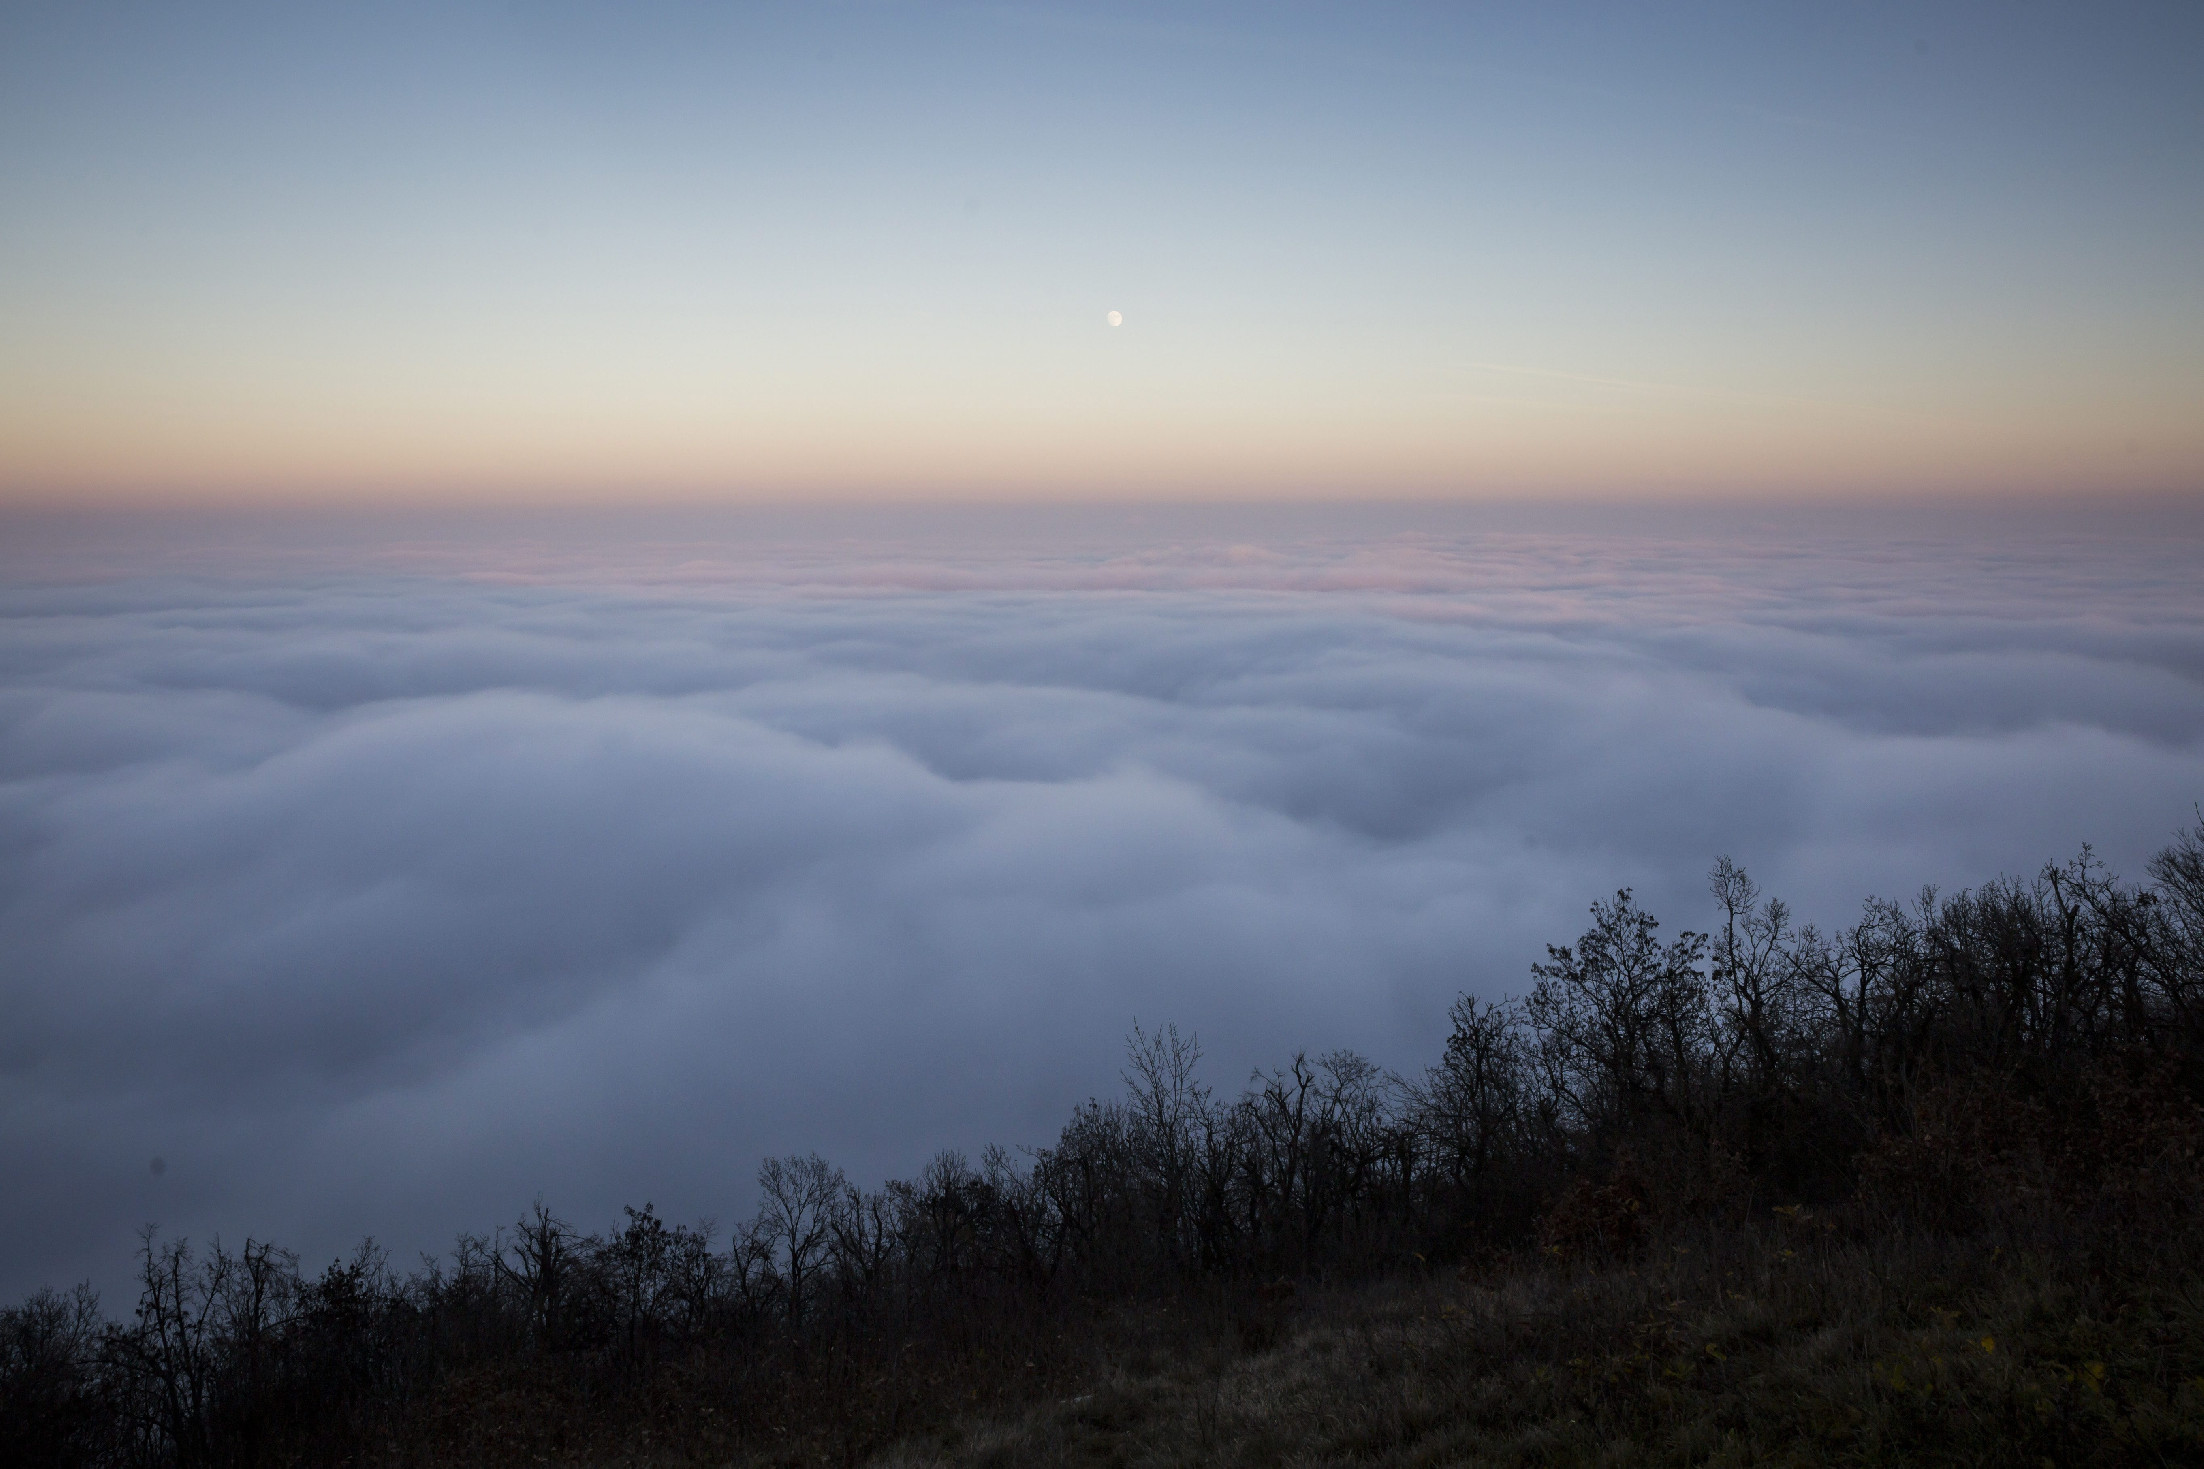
8 820 2204 1465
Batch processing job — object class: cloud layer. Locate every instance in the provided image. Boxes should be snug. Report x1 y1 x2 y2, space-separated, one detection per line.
4 505 2201 1299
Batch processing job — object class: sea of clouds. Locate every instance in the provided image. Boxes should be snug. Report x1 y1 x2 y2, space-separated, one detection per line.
3 501 2201 1300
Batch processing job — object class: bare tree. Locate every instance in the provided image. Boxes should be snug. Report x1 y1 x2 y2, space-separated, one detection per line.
756 1153 845 1327
1412 994 1528 1191
1123 1021 1212 1268
0 1282 108 1466
1528 889 1711 1137
118 1227 223 1466
495 1202 578 1348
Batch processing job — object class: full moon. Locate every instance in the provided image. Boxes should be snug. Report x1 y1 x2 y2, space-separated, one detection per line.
1106 310 1123 327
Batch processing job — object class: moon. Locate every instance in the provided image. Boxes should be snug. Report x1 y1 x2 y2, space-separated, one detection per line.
1106 310 1123 327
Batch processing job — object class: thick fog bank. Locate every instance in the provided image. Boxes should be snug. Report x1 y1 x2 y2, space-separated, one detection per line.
3 505 2201 1300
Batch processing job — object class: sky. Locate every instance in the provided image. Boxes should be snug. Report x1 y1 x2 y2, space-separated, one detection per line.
4 501 2204 1299
3 0 2202 503
2 6 2202 1304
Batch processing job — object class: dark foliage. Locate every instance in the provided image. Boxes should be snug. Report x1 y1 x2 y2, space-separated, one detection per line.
8 818 2204 1465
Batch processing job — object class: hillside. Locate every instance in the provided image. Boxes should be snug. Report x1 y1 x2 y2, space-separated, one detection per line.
8 818 2204 1466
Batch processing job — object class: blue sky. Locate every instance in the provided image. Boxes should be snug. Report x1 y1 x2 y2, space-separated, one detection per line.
4 1 2199 500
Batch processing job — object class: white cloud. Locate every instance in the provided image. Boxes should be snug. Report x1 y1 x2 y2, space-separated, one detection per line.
2 504 2201 1298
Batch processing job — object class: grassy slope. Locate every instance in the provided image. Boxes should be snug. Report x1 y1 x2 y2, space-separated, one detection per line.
867 1226 2204 1468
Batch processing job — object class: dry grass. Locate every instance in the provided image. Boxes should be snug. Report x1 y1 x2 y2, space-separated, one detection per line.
866 1224 2204 1468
